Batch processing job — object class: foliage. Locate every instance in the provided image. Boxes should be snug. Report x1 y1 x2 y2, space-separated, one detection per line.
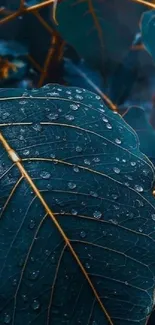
1 1 155 324
0 84 155 325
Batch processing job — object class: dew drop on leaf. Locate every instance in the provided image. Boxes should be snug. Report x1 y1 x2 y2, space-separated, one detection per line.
50 153 56 158
65 114 75 121
93 157 100 162
29 270 40 280
80 230 86 238
75 95 83 100
4 314 11 324
68 182 76 189
152 214 155 221
131 161 136 166
93 211 102 219
90 191 98 198
76 146 82 153
31 299 40 310
23 149 30 156
111 194 118 200
134 185 143 192
28 219 35 229
71 209 78 215
73 166 80 173
84 159 91 165
115 138 122 144
102 116 108 122
47 113 59 120
70 104 79 110
113 167 120 174
85 262 90 269
40 171 51 179
32 124 42 132
106 123 112 129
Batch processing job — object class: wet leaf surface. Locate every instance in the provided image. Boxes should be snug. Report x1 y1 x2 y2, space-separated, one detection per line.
0 84 155 325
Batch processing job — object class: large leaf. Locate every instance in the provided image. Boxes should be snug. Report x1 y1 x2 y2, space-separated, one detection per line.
56 0 147 69
0 84 155 325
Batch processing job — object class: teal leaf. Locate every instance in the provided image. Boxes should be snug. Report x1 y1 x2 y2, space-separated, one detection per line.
123 106 155 163
141 9 155 63
0 84 155 325
56 0 146 69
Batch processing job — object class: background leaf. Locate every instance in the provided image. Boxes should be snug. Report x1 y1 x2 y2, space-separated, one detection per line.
0 85 155 324
141 9 155 64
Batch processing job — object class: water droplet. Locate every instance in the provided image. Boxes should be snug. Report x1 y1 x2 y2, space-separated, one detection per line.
122 159 126 163
68 182 76 189
76 89 82 93
113 167 120 174
75 95 83 100
12 278 17 286
65 114 74 121
131 161 136 166
125 281 128 285
32 299 40 310
116 157 120 161
135 199 144 207
22 294 28 302
85 262 90 269
32 124 42 132
102 116 108 123
84 159 91 165
47 113 59 120
29 219 35 229
95 95 101 100
106 123 112 129
152 214 155 221
23 149 30 156
71 209 78 215
76 146 82 153
4 314 11 324
90 191 98 197
93 157 100 162
2 112 10 120
19 100 27 105
143 169 149 176
40 171 51 179
29 270 39 280
115 138 121 144
50 153 56 158
93 211 102 219
80 230 86 238
47 92 60 96
73 166 80 173
139 228 143 233
45 249 50 256
70 104 79 110
111 194 118 200
110 219 118 225
134 185 143 192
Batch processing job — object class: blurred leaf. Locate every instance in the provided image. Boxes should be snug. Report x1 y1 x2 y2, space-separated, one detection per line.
123 106 155 163
56 0 147 70
0 40 28 57
0 84 155 325
141 9 155 63
64 58 104 91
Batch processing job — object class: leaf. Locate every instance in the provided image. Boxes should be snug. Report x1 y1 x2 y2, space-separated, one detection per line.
123 106 155 164
56 0 147 69
0 84 155 325
141 9 155 63
64 58 105 92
